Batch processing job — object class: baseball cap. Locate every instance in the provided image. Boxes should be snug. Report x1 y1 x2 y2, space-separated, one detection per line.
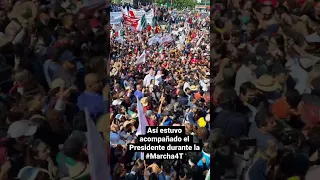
7 120 37 138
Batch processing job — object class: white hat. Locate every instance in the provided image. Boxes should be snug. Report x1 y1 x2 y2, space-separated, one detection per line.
205 114 210 122
7 120 37 138
299 57 320 69
112 99 123 106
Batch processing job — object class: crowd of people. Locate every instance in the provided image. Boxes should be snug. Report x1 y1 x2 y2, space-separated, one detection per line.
110 3 211 180
0 0 109 179
2 0 320 180
211 0 320 180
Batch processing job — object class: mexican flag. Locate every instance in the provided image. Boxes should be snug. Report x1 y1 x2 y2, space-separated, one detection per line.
136 14 147 31
157 47 163 53
152 17 156 28
167 23 171 34
147 25 152 32
115 29 124 37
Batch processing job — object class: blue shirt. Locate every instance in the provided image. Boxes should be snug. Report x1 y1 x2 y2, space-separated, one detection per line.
77 91 105 119
157 114 172 126
110 131 125 145
197 150 210 169
134 90 143 99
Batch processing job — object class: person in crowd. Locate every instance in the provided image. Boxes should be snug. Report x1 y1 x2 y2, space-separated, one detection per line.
210 0 320 179
0 0 109 180
110 3 210 180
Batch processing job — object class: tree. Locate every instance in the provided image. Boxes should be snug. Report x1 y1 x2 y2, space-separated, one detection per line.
173 0 197 9
156 0 166 5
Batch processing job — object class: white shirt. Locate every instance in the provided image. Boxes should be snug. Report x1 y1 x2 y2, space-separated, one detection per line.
235 65 256 95
306 166 320 180
286 57 309 94
183 82 190 92
199 79 208 91
143 74 155 87
155 74 163 86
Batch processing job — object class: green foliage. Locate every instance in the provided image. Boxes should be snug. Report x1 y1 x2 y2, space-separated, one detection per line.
173 0 197 9
156 0 166 5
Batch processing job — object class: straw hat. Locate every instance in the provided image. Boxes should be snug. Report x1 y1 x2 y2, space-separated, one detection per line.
140 97 148 107
8 1 37 24
0 20 22 47
189 85 198 91
253 75 280 92
110 68 118 77
123 120 133 128
112 62 122 69
48 78 66 96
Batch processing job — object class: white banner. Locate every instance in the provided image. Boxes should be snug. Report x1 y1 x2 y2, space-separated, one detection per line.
110 12 123 24
179 34 186 44
135 51 146 65
129 8 145 18
147 34 162 45
160 34 174 44
145 9 154 18
145 9 154 25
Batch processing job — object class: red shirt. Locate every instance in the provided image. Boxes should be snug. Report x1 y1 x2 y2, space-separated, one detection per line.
147 118 158 126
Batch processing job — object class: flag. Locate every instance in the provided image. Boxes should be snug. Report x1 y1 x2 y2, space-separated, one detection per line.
152 17 156 28
159 34 173 44
115 29 123 37
136 14 147 31
147 25 152 32
135 51 146 65
129 9 136 17
110 12 123 24
84 108 109 180
136 95 149 136
122 6 129 16
196 34 205 47
135 94 149 160
205 169 210 180
167 23 171 34
179 33 186 44
157 47 163 53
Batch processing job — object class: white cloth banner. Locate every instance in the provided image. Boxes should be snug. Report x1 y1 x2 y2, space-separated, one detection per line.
84 108 109 180
129 8 145 18
145 9 154 25
179 34 186 44
147 34 162 45
196 34 205 47
160 34 174 44
110 12 123 24
145 9 154 18
135 51 146 65
122 6 128 16
112 23 122 31
115 36 125 43
135 95 149 160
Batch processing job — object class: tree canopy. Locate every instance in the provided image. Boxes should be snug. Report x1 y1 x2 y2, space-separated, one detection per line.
156 0 197 9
